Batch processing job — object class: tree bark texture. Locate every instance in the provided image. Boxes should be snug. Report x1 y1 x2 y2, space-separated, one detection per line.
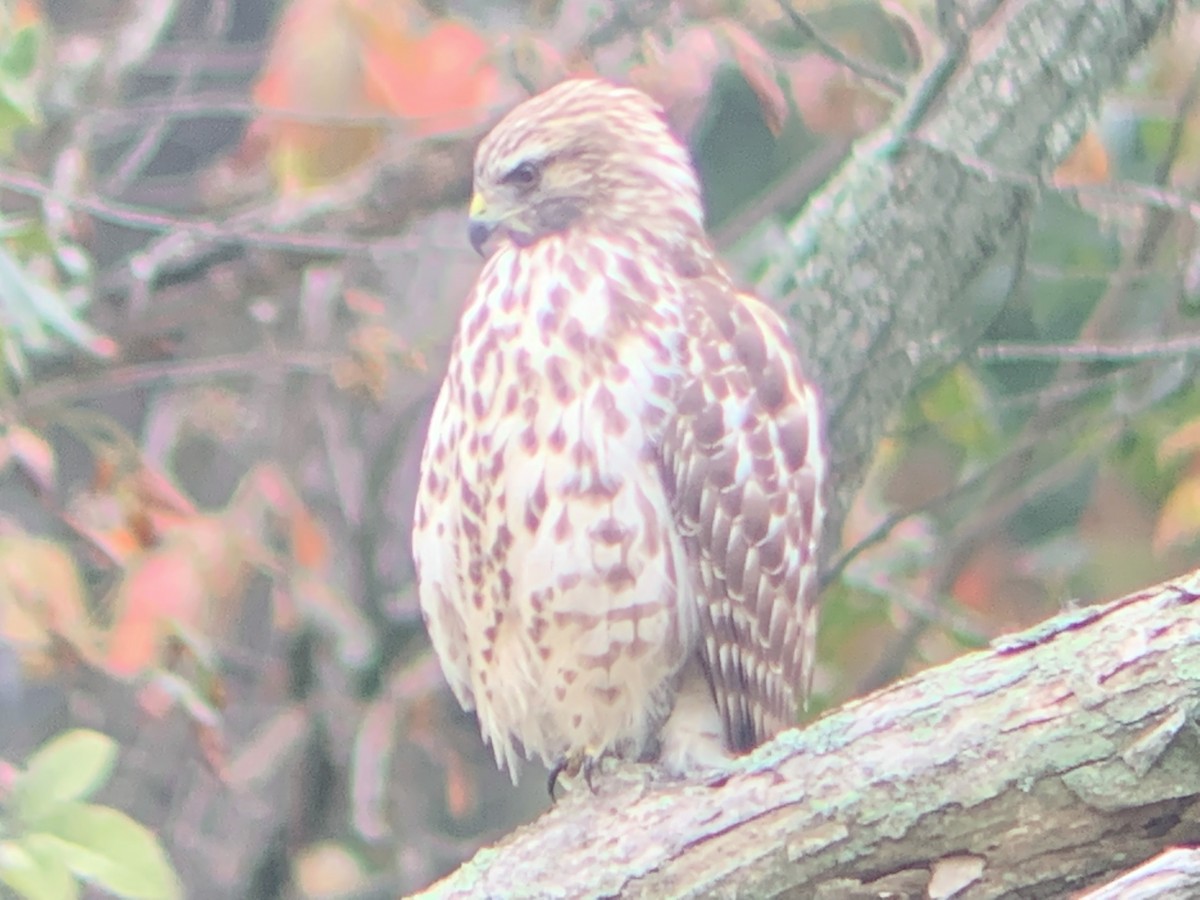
743 0 1192 536
417 569 1200 898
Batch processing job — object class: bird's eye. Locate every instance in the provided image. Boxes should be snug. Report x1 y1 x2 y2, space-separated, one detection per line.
503 160 541 188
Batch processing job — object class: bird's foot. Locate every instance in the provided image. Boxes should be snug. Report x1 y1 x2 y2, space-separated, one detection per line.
547 749 608 801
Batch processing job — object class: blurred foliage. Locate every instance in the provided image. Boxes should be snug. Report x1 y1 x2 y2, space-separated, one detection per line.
0 729 180 900
0 0 1197 894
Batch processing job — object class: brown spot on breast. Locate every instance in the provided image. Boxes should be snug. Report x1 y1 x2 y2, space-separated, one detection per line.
530 587 554 612
563 319 588 353
547 356 575 403
562 669 578 684
529 616 548 643
539 306 560 340
554 508 572 542
521 426 538 453
554 609 602 630
590 517 629 545
461 483 482 516
525 478 549 532
619 256 649 293
593 685 623 704
559 572 582 591
504 385 519 414
492 524 513 556
516 348 533 377
549 424 567 453
596 386 629 435
582 472 621 501
466 310 486 343
646 333 671 364
605 563 637 592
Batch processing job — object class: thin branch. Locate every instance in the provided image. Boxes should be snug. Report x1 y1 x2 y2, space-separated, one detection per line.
776 0 907 95
980 333 1200 363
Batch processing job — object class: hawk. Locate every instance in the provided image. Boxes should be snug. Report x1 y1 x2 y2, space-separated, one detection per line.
412 78 826 786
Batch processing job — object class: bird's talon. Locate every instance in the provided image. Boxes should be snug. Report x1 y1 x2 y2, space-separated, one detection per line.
547 758 569 801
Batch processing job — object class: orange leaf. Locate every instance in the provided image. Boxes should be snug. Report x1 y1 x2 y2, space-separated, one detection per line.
105 546 209 677
104 517 248 677
251 0 392 189
1158 419 1200 465
291 508 330 571
363 20 498 135
1154 474 1200 554
1053 128 1111 187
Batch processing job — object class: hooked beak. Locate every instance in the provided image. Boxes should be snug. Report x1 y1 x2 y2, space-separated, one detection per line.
468 192 497 256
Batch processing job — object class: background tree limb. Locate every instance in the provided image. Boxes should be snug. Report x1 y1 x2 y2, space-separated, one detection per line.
742 0 1192 538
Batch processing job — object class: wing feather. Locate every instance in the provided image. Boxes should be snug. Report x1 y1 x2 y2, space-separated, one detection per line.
660 277 826 751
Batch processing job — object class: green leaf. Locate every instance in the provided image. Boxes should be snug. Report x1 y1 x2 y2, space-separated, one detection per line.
12 730 117 825
0 839 78 900
0 24 40 80
0 243 105 364
28 805 181 900
919 365 1000 455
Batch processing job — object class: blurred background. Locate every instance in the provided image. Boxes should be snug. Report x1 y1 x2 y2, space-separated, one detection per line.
1 0 1199 896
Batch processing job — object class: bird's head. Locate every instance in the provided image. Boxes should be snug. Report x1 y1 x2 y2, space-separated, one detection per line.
467 79 705 255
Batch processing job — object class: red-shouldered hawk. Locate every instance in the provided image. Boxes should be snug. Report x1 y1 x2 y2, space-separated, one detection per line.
412 79 826 788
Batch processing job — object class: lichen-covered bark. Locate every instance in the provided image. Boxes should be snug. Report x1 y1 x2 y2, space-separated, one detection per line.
417 570 1200 899
743 0 1191 537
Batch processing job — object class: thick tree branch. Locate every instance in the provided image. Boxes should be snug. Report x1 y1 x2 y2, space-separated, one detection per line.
743 0 1191 536
417 569 1200 898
